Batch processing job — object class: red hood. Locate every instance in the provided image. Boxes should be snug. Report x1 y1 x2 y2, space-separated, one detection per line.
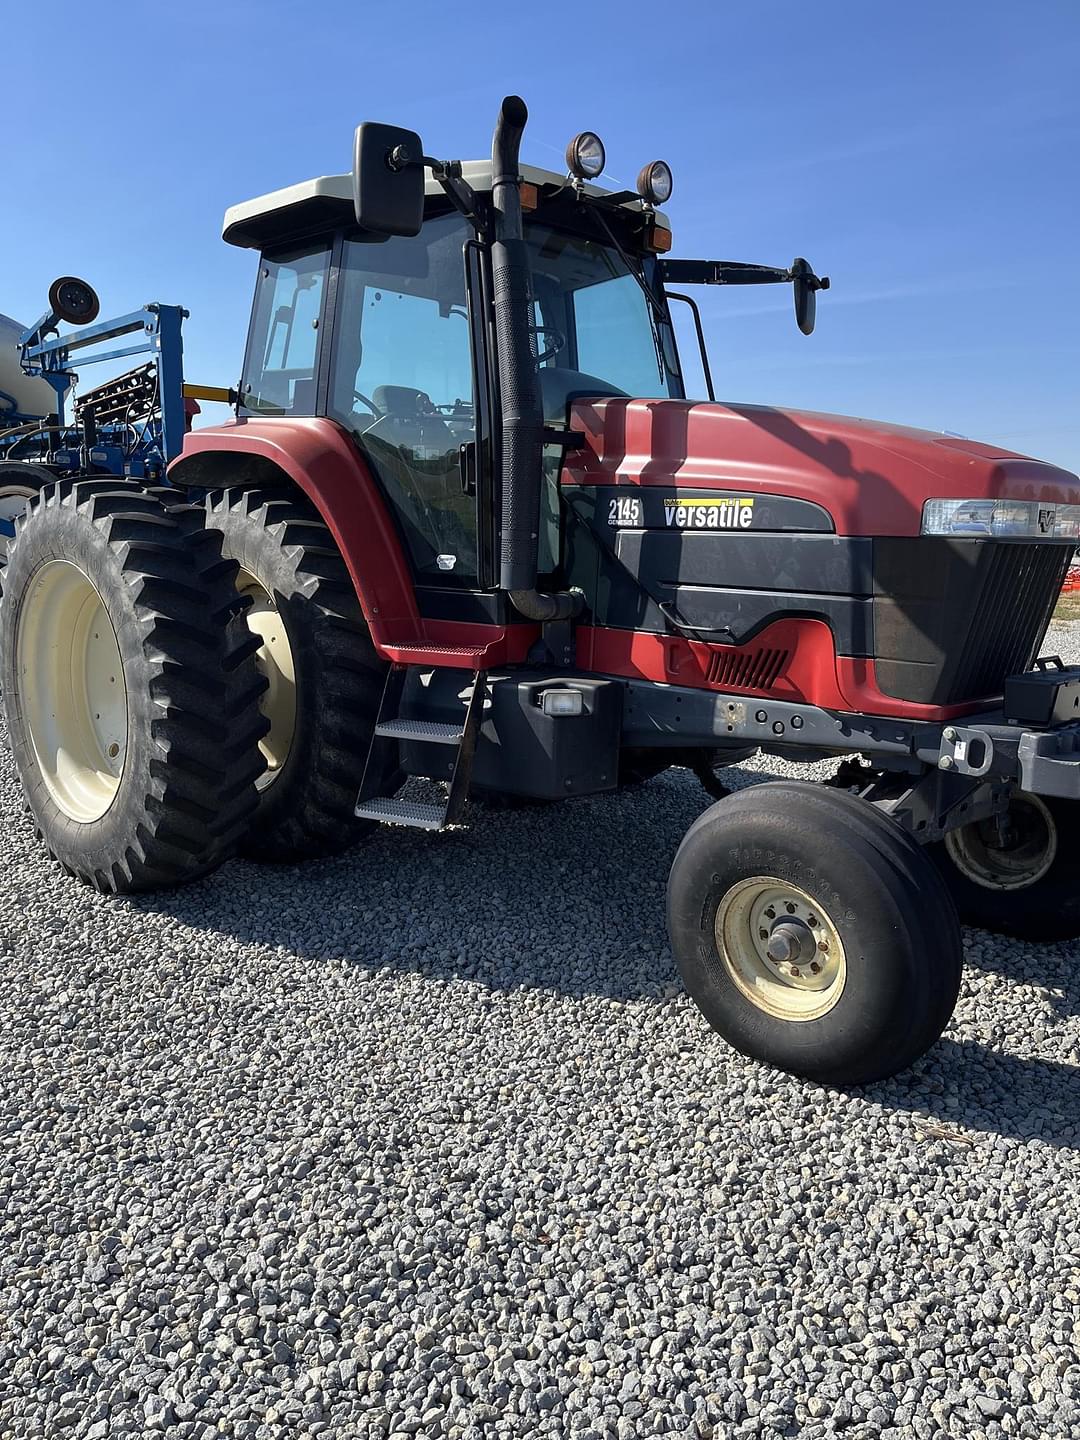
564 397 1080 537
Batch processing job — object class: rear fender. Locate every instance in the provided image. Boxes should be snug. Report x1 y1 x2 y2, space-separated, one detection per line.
169 417 421 648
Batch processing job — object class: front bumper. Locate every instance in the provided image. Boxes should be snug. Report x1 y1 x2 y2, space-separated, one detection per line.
619 668 1080 804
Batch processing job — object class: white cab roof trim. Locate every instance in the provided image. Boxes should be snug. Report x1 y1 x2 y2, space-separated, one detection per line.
222 161 669 247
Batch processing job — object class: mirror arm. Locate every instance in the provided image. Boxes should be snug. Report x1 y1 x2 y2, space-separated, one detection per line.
661 258 830 290
425 157 484 231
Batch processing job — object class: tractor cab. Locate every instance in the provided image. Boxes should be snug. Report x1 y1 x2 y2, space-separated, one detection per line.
222 153 685 596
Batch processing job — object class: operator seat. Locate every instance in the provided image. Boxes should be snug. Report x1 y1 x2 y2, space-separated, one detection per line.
369 385 456 454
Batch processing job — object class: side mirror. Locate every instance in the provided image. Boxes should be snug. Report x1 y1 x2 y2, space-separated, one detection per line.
791 257 829 336
352 122 425 237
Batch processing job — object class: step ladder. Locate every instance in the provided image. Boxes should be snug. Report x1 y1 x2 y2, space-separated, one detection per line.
355 664 487 831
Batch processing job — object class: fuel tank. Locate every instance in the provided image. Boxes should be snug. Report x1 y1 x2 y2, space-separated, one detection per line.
562 398 1080 715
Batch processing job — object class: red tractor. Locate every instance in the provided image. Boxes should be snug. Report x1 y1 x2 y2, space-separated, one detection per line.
4 97 1079 1085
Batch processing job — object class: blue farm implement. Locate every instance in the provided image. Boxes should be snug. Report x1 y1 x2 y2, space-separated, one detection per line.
0 277 227 547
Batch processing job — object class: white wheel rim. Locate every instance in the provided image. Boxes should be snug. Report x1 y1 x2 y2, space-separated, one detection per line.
0 485 36 554
945 794 1057 891
14 560 127 822
237 567 296 791
715 876 847 1022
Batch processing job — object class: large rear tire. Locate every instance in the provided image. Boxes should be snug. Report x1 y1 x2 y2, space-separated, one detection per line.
667 781 964 1084
930 793 1080 940
201 487 395 862
0 480 268 891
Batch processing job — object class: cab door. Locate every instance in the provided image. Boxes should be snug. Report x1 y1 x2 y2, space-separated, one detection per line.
326 212 497 619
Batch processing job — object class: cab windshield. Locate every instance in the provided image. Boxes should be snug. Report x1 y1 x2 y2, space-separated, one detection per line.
524 223 683 415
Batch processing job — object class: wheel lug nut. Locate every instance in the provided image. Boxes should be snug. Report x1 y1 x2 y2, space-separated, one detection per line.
790 967 801 978
810 961 821 974
759 928 769 941
786 902 797 914
807 916 817 927
764 907 776 919
818 939 829 952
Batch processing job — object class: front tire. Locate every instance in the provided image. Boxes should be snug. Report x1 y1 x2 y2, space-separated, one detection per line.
201 487 394 862
931 793 1080 940
667 781 963 1084
0 481 267 891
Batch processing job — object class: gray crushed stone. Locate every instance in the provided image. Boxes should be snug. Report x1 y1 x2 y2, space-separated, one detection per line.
2 627 1080 1439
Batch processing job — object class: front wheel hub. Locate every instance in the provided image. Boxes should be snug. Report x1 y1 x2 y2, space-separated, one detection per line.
715 878 846 1021
764 919 816 967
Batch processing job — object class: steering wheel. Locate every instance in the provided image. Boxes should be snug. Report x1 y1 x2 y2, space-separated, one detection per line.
353 389 380 419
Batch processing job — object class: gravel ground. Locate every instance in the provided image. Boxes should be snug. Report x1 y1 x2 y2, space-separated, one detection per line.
3 626 1080 1440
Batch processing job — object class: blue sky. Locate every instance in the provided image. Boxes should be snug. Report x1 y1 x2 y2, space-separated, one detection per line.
4 1 1079 470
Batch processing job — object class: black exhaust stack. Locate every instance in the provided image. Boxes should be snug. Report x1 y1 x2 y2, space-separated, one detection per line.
490 96 582 623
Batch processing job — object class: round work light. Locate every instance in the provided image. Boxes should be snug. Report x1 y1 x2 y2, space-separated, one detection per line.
636 160 673 206
565 131 606 181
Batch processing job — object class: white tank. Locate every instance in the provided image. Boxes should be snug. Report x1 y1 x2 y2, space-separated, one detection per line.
0 313 56 421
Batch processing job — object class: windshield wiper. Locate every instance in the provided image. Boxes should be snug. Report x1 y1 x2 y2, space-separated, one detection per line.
592 210 669 386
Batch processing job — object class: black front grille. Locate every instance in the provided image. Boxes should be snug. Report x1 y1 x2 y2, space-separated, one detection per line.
951 545 1070 700
872 539 1071 706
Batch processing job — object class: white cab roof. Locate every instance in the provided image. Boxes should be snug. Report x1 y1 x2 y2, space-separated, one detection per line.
222 162 668 248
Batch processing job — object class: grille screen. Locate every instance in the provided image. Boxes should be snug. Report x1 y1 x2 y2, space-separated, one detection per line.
872 539 1072 706
705 646 790 690
950 545 1071 700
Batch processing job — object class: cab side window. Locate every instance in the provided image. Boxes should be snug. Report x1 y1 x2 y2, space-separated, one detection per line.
241 246 329 416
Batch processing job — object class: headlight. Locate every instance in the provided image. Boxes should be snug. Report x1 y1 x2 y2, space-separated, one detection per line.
636 160 673 205
921 497 1080 539
566 131 606 181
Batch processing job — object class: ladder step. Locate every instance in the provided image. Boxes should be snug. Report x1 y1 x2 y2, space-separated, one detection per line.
355 796 447 830
374 718 464 744
383 644 489 669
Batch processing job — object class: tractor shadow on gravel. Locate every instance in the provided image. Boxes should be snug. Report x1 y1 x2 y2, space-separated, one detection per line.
874 1031 1080 1151
129 766 763 1005
868 932 1080 1149
132 766 1080 1151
